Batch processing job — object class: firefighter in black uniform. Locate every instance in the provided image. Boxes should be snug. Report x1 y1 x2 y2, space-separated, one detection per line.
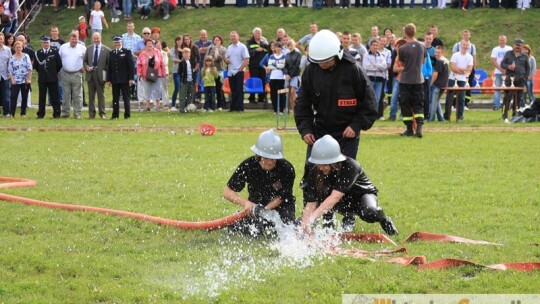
34 35 62 119
224 129 296 237
294 29 378 230
107 35 135 119
301 135 398 235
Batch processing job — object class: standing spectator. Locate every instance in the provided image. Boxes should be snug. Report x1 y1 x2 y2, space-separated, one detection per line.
246 27 269 104
59 33 87 119
363 38 387 116
154 0 176 20
8 41 32 118
122 21 142 100
83 32 110 119
428 46 448 122
430 25 444 48
195 29 213 102
265 41 286 114
388 39 407 121
107 36 135 119
201 56 218 112
181 34 200 101
350 33 368 62
89 1 109 34
77 16 90 44
137 39 166 111
490 35 513 110
0 5 11 35
444 40 473 122
452 30 476 111
366 26 379 51
284 38 301 113
156 41 169 109
123 0 133 20
421 35 434 119
297 21 318 51
225 31 250 112
177 47 196 112
398 23 426 138
522 45 536 105
501 39 530 111
3 0 17 34
49 26 65 106
0 33 11 117
34 35 62 119
4 33 14 48
208 35 227 111
170 36 183 111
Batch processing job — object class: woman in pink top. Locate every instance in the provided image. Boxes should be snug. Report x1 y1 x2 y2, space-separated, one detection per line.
137 39 166 111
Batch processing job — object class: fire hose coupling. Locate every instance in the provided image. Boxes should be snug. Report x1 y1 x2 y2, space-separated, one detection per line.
252 204 269 218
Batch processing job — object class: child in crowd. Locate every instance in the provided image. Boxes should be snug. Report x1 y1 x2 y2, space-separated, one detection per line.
201 56 218 112
157 41 170 109
89 1 108 34
178 48 195 113
108 0 122 23
77 16 89 43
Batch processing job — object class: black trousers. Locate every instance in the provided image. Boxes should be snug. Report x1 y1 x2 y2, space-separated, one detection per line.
112 83 131 119
38 81 60 118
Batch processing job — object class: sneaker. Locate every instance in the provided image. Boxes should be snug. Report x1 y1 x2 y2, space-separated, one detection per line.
279 4 284 7
380 216 398 236
379 117 385 121
218 107 222 111
21 115 26 118
141 16 144 19
464 106 470 111
208 109 214 113
75 114 81 119
200 109 207 113
163 14 170 20
170 106 176 111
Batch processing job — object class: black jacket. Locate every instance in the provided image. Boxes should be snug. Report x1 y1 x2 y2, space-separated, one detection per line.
294 51 378 139
283 49 301 78
246 37 269 68
107 48 134 84
33 48 62 83
178 57 196 83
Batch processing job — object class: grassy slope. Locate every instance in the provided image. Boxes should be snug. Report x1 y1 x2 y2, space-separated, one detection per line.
26 6 540 71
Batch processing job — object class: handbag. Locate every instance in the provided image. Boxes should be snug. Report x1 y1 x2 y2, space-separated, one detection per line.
146 67 157 82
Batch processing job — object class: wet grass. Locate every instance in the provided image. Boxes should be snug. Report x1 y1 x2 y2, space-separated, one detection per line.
0 116 539 303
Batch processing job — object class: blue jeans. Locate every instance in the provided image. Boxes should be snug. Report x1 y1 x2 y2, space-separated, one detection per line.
123 0 133 14
445 79 466 120
493 74 503 108
525 79 535 104
204 87 216 110
370 81 383 110
171 72 181 107
389 78 400 120
428 86 445 122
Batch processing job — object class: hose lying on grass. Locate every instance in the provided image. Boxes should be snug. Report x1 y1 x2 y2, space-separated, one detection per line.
1 176 539 271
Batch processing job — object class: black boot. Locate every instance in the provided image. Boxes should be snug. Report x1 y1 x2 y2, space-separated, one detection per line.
380 216 398 236
400 123 414 137
415 120 423 138
341 213 356 232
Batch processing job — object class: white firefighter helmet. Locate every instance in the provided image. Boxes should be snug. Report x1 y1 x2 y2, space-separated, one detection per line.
308 29 344 63
250 129 283 159
308 135 346 164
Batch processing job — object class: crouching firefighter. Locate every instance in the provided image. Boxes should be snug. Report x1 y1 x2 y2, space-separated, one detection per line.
301 135 398 236
224 129 296 237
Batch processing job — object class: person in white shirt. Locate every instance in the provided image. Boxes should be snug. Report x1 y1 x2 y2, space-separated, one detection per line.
445 40 473 121
490 35 513 110
59 32 87 119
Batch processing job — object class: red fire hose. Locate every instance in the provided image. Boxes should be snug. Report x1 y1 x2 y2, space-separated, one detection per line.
1 176 539 271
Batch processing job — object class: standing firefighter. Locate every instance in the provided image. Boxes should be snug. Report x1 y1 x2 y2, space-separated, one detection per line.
224 129 296 237
397 23 426 138
294 29 377 230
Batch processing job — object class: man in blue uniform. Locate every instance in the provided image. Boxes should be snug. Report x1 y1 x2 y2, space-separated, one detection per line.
34 35 62 119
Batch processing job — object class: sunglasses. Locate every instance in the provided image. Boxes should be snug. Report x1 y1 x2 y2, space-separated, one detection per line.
143 33 151 35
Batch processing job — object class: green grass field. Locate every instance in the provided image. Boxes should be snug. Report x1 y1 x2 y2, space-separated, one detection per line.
2 6 538 303
1 109 539 303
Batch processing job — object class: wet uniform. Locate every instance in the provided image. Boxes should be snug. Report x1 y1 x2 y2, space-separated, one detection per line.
304 157 390 228
227 156 296 223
